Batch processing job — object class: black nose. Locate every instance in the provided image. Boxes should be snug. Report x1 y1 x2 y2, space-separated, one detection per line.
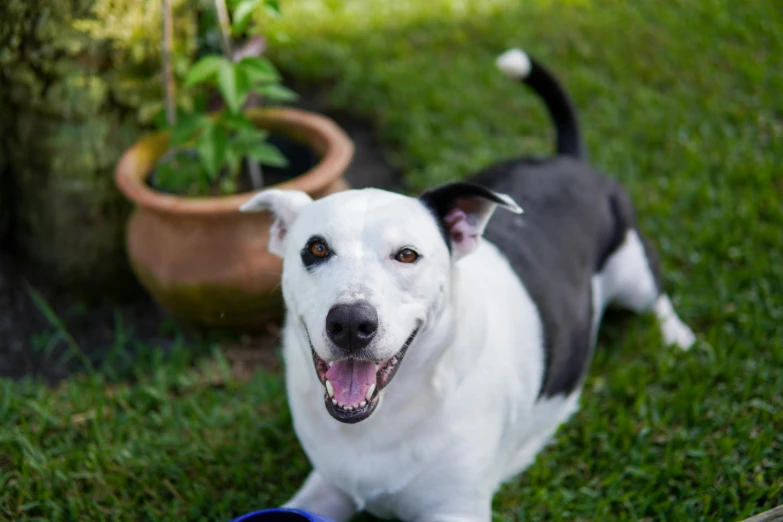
325 301 379 352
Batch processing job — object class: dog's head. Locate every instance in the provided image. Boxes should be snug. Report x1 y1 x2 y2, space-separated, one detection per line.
241 184 521 423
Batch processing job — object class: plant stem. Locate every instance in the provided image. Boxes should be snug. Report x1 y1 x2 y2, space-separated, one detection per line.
213 0 263 189
247 161 264 189
213 0 233 58
162 0 177 126
213 0 262 189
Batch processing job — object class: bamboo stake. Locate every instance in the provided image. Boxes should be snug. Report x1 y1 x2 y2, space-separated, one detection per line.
213 0 233 58
162 0 177 125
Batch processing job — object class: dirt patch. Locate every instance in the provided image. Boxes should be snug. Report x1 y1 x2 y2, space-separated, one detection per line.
0 254 173 384
0 104 401 384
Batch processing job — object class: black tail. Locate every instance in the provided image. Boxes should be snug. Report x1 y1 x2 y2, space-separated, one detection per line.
496 49 586 161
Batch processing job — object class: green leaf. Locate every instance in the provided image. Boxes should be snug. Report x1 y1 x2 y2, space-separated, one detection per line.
151 107 170 130
230 124 272 155
192 93 210 112
217 61 239 113
246 143 288 167
235 67 253 110
154 152 204 194
196 122 228 178
185 56 229 87
152 107 175 130
257 83 298 102
219 177 238 195
170 115 210 147
152 106 190 131
224 147 241 178
218 61 252 113
237 57 280 83
219 112 263 137
232 0 262 31
236 127 269 146
156 162 178 189
264 0 281 16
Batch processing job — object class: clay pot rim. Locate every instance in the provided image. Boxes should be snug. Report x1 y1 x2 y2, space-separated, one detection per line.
115 107 354 216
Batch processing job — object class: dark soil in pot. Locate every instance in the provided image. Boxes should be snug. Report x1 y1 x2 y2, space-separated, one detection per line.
260 133 320 187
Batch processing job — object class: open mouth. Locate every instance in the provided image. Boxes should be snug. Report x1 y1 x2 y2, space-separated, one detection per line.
310 326 420 424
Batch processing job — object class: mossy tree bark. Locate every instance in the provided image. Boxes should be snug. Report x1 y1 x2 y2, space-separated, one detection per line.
0 0 196 298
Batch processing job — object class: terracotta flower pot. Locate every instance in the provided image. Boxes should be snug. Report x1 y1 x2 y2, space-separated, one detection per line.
115 108 354 329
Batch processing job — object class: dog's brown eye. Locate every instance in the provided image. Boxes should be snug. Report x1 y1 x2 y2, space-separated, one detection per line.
309 241 329 258
395 248 419 263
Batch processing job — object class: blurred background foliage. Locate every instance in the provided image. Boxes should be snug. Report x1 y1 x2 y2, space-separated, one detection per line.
0 0 199 297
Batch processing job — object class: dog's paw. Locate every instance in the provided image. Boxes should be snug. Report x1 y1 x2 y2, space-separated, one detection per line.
661 316 696 350
655 295 696 350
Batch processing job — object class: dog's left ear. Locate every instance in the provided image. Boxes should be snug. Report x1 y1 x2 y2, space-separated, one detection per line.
240 189 313 257
420 182 522 260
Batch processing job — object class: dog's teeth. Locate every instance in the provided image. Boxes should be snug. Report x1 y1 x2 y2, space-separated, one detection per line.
325 379 335 398
360 400 367 408
331 398 337 405
345 405 353 411
366 384 376 401
328 361 334 367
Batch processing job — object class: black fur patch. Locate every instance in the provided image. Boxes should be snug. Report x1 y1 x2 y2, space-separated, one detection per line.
419 182 517 252
468 156 648 397
300 235 334 270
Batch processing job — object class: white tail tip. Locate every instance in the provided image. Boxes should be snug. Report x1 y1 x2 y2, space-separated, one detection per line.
496 48 532 79
497 193 524 214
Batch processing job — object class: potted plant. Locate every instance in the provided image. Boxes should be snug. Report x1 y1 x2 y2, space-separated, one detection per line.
114 0 353 329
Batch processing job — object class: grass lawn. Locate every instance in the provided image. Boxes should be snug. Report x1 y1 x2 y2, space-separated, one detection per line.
2 0 782 520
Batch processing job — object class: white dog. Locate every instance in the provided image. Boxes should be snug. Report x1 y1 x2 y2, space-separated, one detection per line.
240 49 696 522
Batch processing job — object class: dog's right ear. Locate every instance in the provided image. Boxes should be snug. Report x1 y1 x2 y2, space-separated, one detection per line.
420 182 522 260
240 189 313 257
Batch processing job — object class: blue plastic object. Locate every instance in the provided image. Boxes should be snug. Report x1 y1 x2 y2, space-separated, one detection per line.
230 508 336 522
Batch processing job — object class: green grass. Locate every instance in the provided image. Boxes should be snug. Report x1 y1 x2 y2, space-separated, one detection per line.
2 0 783 520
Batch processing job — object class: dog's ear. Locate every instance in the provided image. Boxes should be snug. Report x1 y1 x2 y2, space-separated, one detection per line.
420 182 522 260
240 189 313 257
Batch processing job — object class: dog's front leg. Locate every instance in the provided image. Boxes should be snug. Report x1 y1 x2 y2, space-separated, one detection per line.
283 470 357 522
407 496 491 522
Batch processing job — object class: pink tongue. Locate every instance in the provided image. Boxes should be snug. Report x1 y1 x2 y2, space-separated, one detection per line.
325 360 377 406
